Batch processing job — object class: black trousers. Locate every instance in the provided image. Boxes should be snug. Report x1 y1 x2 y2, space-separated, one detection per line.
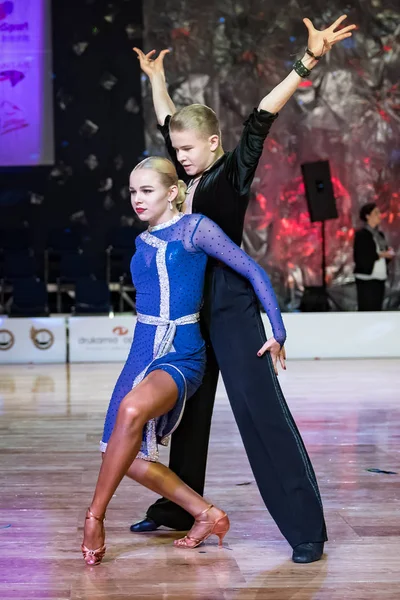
356 279 385 311
147 266 327 548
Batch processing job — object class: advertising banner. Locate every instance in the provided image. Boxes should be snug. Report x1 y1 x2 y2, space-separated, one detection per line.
0 317 67 363
0 0 54 165
68 316 136 362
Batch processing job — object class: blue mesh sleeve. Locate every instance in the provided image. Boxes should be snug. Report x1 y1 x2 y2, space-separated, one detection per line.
191 216 286 346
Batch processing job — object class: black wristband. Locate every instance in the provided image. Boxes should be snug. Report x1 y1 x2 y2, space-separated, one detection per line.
293 59 311 78
306 47 322 60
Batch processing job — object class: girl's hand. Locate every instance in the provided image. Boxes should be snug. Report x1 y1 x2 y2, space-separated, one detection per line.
258 338 287 376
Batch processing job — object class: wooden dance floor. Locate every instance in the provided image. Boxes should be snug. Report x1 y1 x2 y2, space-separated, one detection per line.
1 359 400 599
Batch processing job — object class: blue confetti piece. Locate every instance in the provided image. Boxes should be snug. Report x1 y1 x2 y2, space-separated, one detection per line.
389 149 400 166
219 17 225 24
290 36 296 42
342 38 355 49
0 524 12 529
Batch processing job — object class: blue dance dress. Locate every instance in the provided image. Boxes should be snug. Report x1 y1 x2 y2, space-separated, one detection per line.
100 213 286 461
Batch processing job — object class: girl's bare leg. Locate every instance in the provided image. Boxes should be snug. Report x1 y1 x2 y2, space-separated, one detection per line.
83 370 178 551
83 371 224 551
125 458 227 544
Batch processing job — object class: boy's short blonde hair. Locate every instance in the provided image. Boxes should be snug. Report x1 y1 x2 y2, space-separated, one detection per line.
170 104 221 140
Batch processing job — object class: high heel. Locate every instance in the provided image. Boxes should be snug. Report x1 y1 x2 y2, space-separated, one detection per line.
174 504 230 549
81 508 106 566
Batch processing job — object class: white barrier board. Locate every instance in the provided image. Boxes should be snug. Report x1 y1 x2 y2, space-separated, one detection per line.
262 311 400 359
68 316 136 362
0 317 67 363
1 312 398 364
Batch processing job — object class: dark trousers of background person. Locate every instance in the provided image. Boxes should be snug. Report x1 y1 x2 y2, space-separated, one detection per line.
146 265 327 548
356 279 385 311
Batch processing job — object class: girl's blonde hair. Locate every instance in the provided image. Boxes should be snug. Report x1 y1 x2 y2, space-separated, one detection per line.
170 104 221 141
133 156 187 211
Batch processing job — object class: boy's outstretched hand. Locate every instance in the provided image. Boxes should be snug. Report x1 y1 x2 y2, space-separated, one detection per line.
133 47 170 79
303 15 356 58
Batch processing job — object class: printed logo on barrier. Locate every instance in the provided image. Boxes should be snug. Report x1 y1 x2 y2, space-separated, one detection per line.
0 1 13 21
113 326 129 336
78 322 133 347
30 326 54 350
0 328 15 350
